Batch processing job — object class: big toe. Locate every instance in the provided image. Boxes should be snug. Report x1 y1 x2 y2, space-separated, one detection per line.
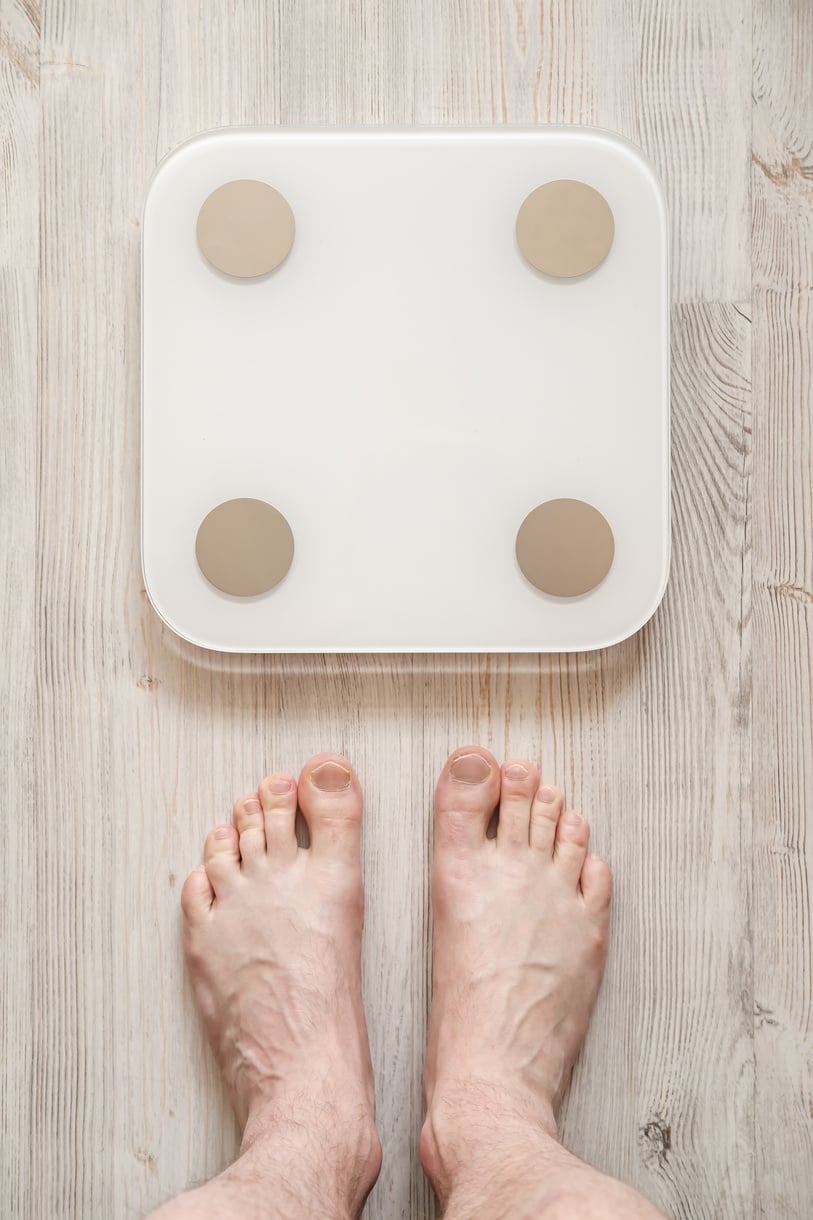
434 746 501 850
297 752 364 864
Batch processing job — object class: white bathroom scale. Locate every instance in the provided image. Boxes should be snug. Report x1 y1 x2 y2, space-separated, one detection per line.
141 126 670 653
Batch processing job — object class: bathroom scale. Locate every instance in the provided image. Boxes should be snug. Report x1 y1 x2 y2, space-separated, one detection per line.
141 126 670 653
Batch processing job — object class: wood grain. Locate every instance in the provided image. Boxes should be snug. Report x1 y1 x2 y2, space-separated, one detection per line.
2 2 811 1218
0 269 38 1218
1 3 39 1216
752 3 813 1217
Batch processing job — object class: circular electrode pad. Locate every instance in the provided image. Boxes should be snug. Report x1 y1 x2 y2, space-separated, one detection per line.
516 498 615 597
516 180 614 278
195 498 294 596
196 179 295 277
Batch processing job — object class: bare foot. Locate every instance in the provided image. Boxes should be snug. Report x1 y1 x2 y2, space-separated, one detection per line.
177 752 381 1218
420 746 613 1206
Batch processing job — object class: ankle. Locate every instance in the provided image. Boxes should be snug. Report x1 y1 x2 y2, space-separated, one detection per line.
241 1095 382 1216
420 1077 558 1204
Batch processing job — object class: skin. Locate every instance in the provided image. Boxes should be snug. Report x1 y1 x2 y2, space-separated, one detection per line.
147 748 669 1220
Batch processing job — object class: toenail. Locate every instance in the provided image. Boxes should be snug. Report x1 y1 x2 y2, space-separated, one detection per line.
564 810 582 826
505 763 529 779
539 786 557 804
243 797 261 812
310 761 352 792
269 777 292 795
214 825 232 839
450 753 491 784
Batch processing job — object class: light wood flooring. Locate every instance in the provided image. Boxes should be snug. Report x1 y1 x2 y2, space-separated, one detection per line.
1 2 812 1216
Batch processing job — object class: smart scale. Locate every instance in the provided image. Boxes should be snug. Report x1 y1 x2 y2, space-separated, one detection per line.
141 126 670 652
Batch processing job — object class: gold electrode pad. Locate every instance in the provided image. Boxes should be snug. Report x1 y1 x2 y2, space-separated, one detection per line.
516 180 614 278
196 179 295 278
195 498 294 596
515 498 615 597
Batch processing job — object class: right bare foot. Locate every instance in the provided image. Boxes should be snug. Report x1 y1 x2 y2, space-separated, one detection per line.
166 752 381 1220
420 746 613 1204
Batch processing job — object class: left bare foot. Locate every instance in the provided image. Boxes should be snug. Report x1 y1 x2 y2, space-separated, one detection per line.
420 746 612 1205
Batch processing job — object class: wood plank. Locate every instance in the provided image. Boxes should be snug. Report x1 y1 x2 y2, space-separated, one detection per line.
0 2 39 1214
0 265 38 1220
34 4 160 1215
752 2 813 1216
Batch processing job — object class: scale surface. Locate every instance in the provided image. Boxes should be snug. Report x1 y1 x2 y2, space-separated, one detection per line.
141 126 670 653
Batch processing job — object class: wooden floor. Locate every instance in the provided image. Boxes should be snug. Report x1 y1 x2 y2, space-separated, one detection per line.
2 2 812 1217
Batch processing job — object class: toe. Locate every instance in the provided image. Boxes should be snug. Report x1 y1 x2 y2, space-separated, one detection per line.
180 864 214 919
434 746 501 851
297 753 363 864
232 793 266 868
497 759 539 849
580 851 613 918
530 784 564 855
553 808 590 883
259 772 298 862
204 823 241 895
